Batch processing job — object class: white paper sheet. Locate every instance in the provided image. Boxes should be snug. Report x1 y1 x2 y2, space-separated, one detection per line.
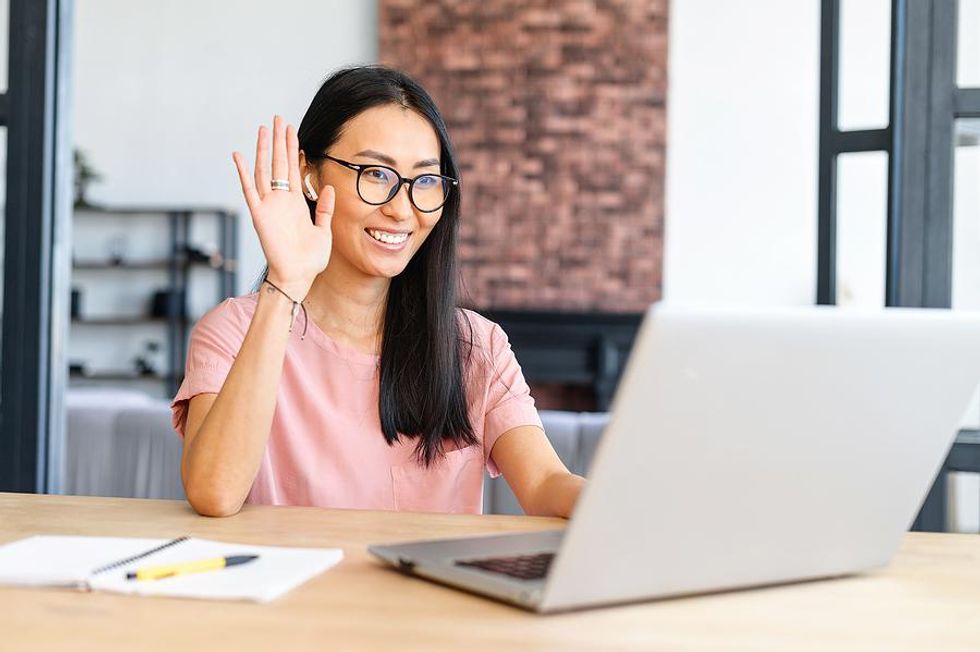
0 535 343 603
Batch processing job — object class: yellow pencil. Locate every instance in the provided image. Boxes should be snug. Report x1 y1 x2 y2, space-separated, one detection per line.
125 555 258 581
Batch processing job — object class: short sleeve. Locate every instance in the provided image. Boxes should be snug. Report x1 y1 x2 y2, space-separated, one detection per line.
480 321 544 477
170 298 250 438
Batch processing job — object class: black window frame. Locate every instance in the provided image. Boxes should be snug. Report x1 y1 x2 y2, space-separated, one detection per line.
819 0 980 531
0 0 73 493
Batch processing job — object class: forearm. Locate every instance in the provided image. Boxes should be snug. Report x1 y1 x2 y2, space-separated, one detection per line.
528 472 586 519
183 285 295 515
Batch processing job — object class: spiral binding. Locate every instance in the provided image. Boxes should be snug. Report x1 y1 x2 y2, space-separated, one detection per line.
90 536 189 576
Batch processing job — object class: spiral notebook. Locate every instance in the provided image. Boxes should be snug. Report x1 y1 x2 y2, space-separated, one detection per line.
0 535 343 603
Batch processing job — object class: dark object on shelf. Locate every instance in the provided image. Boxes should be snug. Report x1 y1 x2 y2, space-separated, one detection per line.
150 289 186 319
106 234 129 266
70 288 81 319
73 148 102 208
68 361 86 376
134 341 162 377
184 243 225 269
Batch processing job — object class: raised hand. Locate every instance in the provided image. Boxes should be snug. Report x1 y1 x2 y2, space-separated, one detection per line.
232 115 335 301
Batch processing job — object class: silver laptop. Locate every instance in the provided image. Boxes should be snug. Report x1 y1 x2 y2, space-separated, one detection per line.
369 304 980 613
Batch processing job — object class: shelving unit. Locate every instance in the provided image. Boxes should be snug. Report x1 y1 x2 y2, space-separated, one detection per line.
68 371 172 382
69 206 237 397
72 317 173 325
73 260 174 270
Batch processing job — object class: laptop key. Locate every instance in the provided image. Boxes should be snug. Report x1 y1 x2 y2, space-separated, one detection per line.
455 553 555 580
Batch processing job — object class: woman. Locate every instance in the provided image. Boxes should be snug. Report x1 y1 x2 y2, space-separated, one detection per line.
171 66 585 518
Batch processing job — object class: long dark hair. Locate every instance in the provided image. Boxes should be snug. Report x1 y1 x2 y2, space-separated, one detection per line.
258 65 477 467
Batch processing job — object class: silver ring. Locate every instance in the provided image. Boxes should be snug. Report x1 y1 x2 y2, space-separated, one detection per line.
270 179 290 191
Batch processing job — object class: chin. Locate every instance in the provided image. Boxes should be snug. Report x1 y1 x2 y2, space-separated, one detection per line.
365 252 418 279
364 262 411 279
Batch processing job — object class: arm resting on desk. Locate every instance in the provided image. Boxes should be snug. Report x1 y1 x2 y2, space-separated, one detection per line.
181 289 298 518
491 425 586 518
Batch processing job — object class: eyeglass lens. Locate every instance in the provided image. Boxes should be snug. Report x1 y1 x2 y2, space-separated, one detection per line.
358 166 450 211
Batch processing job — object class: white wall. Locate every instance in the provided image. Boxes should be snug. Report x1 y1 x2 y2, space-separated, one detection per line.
73 0 379 296
665 0 978 531
664 0 820 306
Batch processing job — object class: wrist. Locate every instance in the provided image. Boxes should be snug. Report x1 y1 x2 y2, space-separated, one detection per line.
260 278 310 338
263 276 310 303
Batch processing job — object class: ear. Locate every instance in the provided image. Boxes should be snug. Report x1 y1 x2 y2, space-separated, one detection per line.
298 149 310 176
298 150 319 201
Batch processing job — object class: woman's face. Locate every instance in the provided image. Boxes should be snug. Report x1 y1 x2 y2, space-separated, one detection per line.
302 104 446 281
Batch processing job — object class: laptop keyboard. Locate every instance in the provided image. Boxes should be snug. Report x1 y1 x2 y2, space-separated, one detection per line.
455 552 555 580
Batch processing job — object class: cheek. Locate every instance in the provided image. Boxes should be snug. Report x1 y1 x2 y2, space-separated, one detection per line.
411 218 441 249
419 212 443 236
330 201 371 237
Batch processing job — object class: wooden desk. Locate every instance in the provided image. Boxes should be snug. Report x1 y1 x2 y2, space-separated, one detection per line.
2 493 979 651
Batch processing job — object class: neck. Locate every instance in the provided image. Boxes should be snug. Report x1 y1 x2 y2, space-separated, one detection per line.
303 258 389 344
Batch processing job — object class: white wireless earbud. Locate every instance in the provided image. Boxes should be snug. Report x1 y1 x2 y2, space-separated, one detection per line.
304 173 319 201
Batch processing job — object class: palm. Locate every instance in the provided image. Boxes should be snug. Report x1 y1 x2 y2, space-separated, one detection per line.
250 183 331 284
232 115 335 300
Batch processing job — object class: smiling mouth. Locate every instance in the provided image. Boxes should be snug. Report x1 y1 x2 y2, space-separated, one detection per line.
366 228 411 245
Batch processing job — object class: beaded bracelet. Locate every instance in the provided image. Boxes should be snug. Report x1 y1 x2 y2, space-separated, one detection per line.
263 278 309 339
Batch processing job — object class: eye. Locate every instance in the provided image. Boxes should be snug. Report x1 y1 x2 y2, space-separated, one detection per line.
364 167 395 184
415 175 440 188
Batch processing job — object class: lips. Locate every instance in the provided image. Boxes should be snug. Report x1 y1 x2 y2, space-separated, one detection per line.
363 228 412 253
366 228 411 245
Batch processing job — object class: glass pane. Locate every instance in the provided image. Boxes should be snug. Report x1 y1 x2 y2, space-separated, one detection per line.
949 109 978 535
949 114 980 535
838 0 892 130
0 127 6 384
947 471 980 533
958 0 980 88
0 1 9 456
0 1 7 376
835 151 888 307
0 0 7 93
952 118 980 432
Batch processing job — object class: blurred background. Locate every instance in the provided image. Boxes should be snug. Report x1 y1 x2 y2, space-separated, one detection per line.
0 0 977 529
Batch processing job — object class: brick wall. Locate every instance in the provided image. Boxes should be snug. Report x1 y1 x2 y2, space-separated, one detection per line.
379 0 667 313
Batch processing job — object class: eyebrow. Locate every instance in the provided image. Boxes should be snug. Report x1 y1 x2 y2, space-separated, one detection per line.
353 149 440 169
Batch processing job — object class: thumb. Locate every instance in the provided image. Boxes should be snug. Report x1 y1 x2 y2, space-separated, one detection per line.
313 185 335 229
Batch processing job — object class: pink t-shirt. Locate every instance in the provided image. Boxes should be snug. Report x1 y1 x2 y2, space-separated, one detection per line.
170 293 542 514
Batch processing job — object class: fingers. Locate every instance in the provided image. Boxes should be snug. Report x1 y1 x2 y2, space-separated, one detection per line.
313 185 336 229
271 115 288 185
286 124 300 191
245 115 296 203
232 152 260 215
254 125 269 197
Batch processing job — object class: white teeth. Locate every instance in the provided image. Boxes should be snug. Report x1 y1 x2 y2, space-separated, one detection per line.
368 229 409 245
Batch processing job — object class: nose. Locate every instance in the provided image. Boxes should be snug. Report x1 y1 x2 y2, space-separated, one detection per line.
382 180 414 221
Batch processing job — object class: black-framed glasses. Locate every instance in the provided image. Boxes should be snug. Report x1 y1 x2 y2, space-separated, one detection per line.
311 153 458 213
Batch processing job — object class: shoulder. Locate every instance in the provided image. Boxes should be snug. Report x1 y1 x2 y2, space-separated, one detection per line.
457 309 533 406
227 292 259 319
192 292 259 340
458 308 516 377
458 308 508 351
